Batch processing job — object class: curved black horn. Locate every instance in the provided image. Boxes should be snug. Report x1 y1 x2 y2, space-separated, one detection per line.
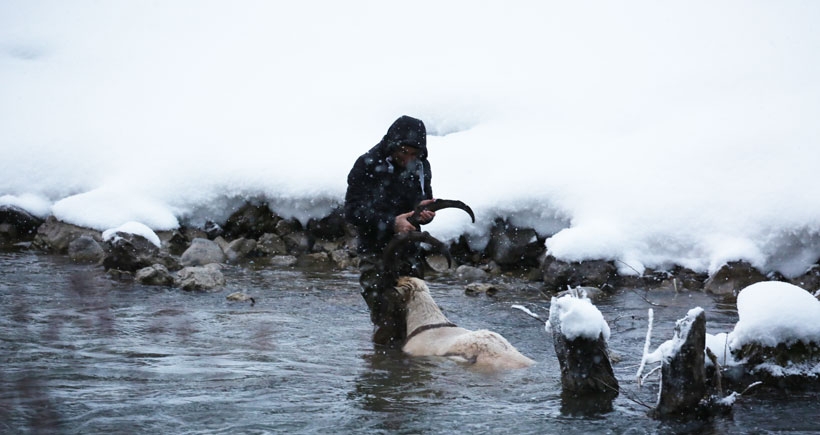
383 231 453 281
407 199 476 228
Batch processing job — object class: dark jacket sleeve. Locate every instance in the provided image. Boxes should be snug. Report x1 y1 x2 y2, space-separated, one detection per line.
344 155 396 236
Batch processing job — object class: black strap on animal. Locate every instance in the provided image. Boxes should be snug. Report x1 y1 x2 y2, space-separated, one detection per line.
405 322 459 341
406 199 475 229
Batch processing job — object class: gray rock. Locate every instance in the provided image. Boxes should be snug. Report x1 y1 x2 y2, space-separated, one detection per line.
32 216 100 253
465 282 508 296
0 205 44 246
68 235 105 264
213 236 230 252
297 252 330 268
222 203 281 239
175 264 225 291
226 291 254 302
283 231 312 254
102 232 160 272
135 264 174 286
541 256 618 290
224 237 257 263
791 264 820 293
202 220 224 239
485 220 544 266
306 206 347 240
456 265 488 281
703 261 768 298
275 219 300 237
486 261 503 275
269 255 298 267
257 233 287 255
330 249 354 269
312 239 341 253
180 238 225 266
157 229 190 256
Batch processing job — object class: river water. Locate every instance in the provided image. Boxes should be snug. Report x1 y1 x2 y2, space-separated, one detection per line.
1 251 818 434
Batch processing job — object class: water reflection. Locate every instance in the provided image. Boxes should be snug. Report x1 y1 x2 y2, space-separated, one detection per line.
560 390 616 416
350 349 436 431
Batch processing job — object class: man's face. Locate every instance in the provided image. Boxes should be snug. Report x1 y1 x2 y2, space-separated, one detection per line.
392 145 421 169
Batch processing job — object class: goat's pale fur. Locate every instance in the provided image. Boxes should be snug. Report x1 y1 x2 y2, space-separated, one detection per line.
396 276 535 371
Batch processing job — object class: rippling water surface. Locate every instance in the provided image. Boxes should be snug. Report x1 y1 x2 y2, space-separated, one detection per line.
1 251 818 434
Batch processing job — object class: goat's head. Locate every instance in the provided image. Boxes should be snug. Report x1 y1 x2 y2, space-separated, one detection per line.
394 276 429 303
381 231 452 288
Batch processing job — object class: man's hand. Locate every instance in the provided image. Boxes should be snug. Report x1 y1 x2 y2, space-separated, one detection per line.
395 199 436 233
394 212 417 233
415 199 436 225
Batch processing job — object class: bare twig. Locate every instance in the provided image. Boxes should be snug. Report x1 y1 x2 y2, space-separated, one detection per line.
511 304 544 324
616 259 643 276
630 288 667 308
706 347 723 395
635 308 655 385
640 364 662 386
739 381 763 396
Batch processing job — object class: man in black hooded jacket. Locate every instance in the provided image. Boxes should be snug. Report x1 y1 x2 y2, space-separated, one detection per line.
345 115 436 347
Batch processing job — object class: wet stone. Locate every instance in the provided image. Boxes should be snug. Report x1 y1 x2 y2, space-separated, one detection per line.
180 238 225 267
257 233 287 255
135 264 174 286
175 264 225 291
224 238 257 263
68 235 105 264
704 261 768 298
456 265 488 281
269 255 298 267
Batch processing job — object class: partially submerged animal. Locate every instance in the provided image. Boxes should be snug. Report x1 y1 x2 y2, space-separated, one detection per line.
384 231 534 372
396 276 535 371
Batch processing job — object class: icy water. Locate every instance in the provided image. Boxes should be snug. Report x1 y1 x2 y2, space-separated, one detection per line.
1 251 818 434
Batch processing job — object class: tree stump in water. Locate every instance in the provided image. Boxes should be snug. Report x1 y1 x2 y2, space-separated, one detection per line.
552 332 619 397
548 293 619 413
654 308 707 418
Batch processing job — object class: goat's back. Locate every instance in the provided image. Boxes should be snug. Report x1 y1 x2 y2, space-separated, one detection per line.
449 329 535 371
405 327 535 371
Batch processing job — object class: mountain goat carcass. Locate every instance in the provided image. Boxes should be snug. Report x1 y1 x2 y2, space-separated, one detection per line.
383 231 535 372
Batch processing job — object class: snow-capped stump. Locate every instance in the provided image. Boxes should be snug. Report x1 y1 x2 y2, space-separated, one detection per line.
638 307 744 420
654 308 708 418
712 281 820 387
547 289 619 405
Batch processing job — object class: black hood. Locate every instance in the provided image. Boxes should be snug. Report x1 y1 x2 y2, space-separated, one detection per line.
381 115 427 159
